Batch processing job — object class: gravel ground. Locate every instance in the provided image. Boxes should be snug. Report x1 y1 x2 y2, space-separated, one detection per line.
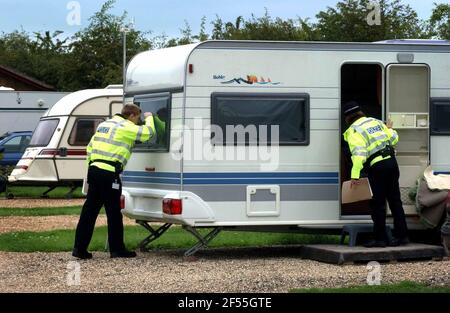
0 198 448 293
0 199 84 209
0 247 448 293
0 215 136 233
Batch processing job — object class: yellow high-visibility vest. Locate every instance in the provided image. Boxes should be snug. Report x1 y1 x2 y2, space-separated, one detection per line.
86 114 155 173
343 116 399 179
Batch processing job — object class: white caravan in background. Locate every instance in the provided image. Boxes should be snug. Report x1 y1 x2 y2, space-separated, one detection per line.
0 90 69 135
8 87 123 198
120 40 450 254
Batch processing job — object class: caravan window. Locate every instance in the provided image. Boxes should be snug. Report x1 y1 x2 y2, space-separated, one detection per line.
29 119 59 147
134 93 171 151
211 93 310 145
68 118 104 146
431 98 450 135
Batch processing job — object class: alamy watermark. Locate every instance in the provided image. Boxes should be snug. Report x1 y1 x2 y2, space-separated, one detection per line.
67 261 81 286
367 1 382 26
66 1 81 26
169 119 281 171
366 261 381 285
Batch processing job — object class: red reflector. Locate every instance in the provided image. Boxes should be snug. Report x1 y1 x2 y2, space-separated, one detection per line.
15 165 29 171
120 195 125 209
188 64 193 74
162 198 182 215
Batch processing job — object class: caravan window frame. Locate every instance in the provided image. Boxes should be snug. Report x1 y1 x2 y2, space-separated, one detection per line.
430 98 450 135
211 92 310 146
67 117 106 146
133 92 172 152
29 118 60 148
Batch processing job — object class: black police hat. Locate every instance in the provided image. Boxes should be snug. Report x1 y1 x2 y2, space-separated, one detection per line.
343 101 361 116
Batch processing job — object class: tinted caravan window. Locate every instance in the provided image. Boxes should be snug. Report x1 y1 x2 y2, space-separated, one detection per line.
211 93 309 145
29 119 59 147
134 93 171 151
68 118 104 146
431 98 450 135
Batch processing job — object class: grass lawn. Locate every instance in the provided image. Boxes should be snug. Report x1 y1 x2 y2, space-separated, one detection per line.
0 206 108 216
0 206 86 216
0 225 340 252
0 186 84 199
290 281 450 293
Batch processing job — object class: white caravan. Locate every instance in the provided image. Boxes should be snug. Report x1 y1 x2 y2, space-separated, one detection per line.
8 87 123 197
121 40 450 254
0 90 69 135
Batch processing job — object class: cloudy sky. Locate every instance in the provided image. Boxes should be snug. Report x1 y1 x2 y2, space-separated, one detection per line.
0 0 447 38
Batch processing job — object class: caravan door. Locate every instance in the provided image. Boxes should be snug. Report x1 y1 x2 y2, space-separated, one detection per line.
386 64 430 215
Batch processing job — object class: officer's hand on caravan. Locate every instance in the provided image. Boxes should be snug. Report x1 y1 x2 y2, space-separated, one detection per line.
386 119 394 129
144 112 153 118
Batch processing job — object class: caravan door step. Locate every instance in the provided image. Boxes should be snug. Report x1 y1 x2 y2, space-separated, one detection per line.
301 243 446 265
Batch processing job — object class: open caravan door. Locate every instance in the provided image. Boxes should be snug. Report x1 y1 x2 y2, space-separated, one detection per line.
386 64 430 215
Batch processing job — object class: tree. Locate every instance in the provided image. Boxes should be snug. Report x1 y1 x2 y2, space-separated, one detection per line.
163 17 209 47
0 0 152 91
0 0 443 91
315 0 426 42
210 10 319 41
429 3 450 39
65 0 152 90
0 30 69 88
0 30 35 76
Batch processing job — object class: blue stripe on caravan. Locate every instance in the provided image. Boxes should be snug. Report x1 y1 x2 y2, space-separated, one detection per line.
122 172 340 185
122 176 181 184
183 172 338 178
435 172 450 175
121 177 338 185
182 178 339 185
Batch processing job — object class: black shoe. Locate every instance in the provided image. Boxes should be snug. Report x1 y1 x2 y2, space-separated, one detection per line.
363 240 386 248
110 250 137 258
72 248 93 259
388 237 410 247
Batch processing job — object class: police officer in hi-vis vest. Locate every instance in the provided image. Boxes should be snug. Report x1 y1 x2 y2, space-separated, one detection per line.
343 101 409 248
73 104 156 259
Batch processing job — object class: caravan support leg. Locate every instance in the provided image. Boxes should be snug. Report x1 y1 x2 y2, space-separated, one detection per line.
182 226 222 257
137 221 172 252
65 185 78 199
41 186 57 198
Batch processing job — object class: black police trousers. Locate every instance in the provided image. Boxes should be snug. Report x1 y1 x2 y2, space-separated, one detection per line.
368 157 409 242
74 166 125 253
